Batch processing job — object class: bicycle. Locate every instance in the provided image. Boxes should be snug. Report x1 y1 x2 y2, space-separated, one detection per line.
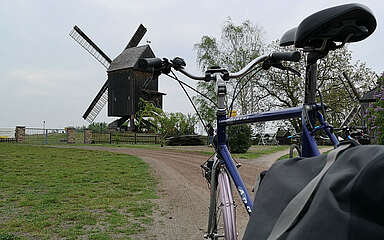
139 51 339 239
138 3 375 239
333 125 370 144
287 133 302 158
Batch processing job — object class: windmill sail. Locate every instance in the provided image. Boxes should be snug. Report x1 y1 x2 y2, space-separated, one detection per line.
124 24 147 49
341 106 361 127
69 25 112 69
82 80 109 123
342 72 361 100
69 25 113 123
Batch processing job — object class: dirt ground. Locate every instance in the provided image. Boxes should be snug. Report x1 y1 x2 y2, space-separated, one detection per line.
68 145 331 240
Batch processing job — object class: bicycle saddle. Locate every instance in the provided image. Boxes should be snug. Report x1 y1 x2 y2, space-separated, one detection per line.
280 3 376 48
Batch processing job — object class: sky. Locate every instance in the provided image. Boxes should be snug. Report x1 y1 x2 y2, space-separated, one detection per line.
0 0 383 128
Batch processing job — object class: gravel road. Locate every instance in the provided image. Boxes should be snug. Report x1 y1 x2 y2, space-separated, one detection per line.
65 145 331 239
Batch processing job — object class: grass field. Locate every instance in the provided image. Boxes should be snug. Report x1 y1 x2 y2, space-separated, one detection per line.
232 145 289 159
0 144 157 240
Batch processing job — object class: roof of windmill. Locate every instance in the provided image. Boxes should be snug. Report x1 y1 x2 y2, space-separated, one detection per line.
107 45 155 72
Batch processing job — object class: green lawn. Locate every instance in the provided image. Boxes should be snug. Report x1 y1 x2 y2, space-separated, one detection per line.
233 145 289 159
0 144 157 240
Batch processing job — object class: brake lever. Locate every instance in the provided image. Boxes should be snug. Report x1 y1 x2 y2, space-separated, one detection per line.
263 59 301 77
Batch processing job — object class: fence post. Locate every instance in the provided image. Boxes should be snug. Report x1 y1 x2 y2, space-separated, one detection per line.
134 133 137 144
66 127 75 144
15 126 25 143
109 132 112 144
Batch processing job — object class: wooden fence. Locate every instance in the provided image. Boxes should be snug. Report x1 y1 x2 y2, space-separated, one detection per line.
92 131 160 144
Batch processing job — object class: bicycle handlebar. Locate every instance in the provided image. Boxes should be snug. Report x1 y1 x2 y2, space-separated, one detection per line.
138 50 301 81
270 51 301 62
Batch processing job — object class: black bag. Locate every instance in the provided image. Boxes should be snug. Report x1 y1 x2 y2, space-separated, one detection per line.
243 142 384 240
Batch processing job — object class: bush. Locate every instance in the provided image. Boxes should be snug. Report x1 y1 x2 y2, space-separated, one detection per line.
366 75 384 144
165 135 205 146
227 124 251 153
0 233 19 240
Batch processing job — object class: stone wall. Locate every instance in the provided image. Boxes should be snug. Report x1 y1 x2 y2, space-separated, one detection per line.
84 129 92 144
66 127 75 144
15 126 25 143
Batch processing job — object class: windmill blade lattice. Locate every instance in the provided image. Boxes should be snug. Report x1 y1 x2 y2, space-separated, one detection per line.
69 26 112 69
82 80 109 123
341 106 361 127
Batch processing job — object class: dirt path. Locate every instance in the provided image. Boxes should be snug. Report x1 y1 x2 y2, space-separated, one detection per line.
63 145 332 239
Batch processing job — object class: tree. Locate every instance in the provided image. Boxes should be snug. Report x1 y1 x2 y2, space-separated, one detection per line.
261 41 377 130
228 124 251 153
366 74 384 144
135 99 197 138
194 18 377 133
88 122 108 132
194 18 266 126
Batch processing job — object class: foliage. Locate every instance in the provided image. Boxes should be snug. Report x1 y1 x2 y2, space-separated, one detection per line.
165 135 205 146
87 122 108 132
194 18 265 125
135 99 197 138
135 98 164 133
194 19 377 132
0 144 157 238
158 112 197 138
366 75 384 144
227 124 252 153
256 41 376 131
0 233 19 240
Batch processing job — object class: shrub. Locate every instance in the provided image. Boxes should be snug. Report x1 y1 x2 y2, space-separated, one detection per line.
135 99 197 138
0 233 19 240
227 124 251 153
165 135 205 146
366 75 384 144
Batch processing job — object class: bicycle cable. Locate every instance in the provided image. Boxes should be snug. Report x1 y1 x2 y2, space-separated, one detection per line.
165 72 219 108
316 89 326 121
229 67 262 116
168 70 210 134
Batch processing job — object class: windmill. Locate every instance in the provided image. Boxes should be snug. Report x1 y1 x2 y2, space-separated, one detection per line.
69 24 165 130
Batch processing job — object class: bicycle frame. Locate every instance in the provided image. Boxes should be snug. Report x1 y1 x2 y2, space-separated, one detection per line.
216 104 339 215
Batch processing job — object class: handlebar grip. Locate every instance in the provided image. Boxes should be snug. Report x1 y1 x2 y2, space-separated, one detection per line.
270 51 301 62
138 58 163 69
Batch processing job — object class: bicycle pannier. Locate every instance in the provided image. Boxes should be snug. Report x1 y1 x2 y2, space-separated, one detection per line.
243 142 384 240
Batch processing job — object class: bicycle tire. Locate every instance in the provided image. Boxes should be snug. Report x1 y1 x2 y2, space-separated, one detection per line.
207 166 237 240
289 144 302 158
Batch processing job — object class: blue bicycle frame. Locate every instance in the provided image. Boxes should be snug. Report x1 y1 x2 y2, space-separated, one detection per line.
216 105 339 215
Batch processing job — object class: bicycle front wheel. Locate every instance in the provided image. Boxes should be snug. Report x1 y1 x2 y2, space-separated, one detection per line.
289 144 302 158
207 167 237 240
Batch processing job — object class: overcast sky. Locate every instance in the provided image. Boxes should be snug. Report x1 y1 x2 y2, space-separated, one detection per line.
0 0 383 128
